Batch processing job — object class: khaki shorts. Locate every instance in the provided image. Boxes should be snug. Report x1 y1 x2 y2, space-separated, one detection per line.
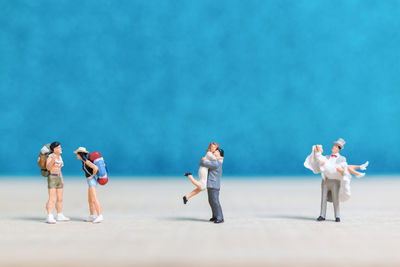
48 175 63 189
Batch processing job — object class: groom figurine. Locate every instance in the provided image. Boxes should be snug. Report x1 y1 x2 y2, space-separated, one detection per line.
199 148 224 224
317 138 347 222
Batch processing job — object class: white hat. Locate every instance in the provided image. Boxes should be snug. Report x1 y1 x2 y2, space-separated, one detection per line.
73 147 89 154
334 138 346 149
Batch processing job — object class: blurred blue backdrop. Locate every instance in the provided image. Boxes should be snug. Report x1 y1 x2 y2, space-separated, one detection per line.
0 0 399 176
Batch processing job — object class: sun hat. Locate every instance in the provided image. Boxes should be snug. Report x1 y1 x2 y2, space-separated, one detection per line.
73 147 89 154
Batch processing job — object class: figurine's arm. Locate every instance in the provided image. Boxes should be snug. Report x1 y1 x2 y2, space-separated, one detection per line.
199 159 219 170
314 152 326 166
60 157 64 183
46 155 54 171
337 156 347 164
206 152 217 161
85 160 99 179
336 166 344 175
336 162 348 176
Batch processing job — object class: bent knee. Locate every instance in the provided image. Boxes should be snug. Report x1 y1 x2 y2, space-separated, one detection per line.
90 198 99 204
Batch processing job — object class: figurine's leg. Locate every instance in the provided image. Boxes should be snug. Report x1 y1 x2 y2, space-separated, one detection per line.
89 187 102 216
331 180 340 218
88 188 95 215
320 180 328 218
46 188 56 214
55 188 64 214
186 188 202 200
347 165 361 176
187 174 201 189
213 189 223 221
348 165 361 170
208 189 217 219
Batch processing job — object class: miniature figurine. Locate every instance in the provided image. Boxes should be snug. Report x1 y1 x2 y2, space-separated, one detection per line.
74 147 104 223
304 138 369 222
200 148 225 224
183 142 219 204
45 142 70 224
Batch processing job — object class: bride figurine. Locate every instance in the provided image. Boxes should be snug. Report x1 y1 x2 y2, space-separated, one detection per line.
182 142 219 204
305 144 369 202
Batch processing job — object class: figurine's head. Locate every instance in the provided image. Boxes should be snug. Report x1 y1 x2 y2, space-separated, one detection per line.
214 148 224 159
50 142 62 155
331 144 341 154
73 147 89 161
76 152 88 161
207 142 219 153
332 138 345 154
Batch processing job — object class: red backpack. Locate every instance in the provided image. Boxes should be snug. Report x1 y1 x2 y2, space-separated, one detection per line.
89 151 108 185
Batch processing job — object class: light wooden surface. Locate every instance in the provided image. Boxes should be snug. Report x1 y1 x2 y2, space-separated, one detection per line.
0 176 399 266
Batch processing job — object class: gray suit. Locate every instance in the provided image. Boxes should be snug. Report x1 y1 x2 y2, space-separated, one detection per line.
320 154 346 218
199 159 223 221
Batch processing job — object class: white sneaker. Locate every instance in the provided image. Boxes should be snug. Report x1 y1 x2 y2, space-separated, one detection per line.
85 215 97 222
46 214 56 224
360 161 369 171
92 214 104 223
56 213 70 221
356 173 365 178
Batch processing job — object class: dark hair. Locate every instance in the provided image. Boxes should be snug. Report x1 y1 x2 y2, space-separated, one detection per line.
218 148 224 157
78 152 88 161
50 142 60 152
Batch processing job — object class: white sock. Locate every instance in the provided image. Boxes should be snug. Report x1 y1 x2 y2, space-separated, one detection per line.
360 161 369 171
356 173 365 178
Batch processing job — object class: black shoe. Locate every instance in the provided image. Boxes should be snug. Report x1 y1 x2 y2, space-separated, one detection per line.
209 217 216 221
183 196 188 204
335 217 340 222
214 219 224 224
317 216 325 221
184 173 192 176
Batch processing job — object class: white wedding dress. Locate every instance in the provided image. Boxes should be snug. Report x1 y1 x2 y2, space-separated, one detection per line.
304 146 352 202
198 152 216 190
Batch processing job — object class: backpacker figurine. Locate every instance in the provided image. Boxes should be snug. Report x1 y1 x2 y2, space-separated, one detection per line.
89 151 109 185
38 144 51 177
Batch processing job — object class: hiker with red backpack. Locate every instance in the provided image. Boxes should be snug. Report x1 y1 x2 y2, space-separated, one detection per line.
74 147 108 223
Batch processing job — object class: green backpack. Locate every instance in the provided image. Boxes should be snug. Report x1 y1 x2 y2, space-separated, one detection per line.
38 144 51 177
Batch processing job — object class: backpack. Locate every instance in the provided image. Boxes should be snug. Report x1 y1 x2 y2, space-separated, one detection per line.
38 144 51 177
89 151 109 185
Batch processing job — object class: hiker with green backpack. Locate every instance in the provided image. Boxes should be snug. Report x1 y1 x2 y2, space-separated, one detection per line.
38 142 70 224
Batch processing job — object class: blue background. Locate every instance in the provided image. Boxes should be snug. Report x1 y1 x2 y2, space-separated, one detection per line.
1 0 399 176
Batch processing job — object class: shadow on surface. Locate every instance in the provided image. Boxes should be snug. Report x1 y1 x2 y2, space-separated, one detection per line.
163 216 210 222
12 216 85 222
262 214 318 221
12 216 44 222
